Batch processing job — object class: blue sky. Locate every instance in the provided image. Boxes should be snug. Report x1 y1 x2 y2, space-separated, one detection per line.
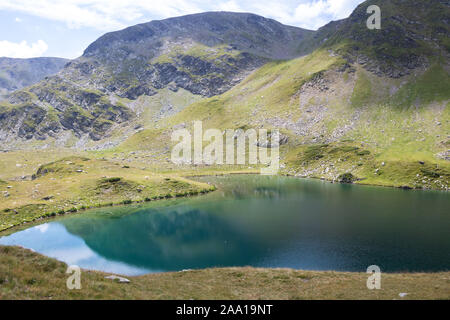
0 0 365 59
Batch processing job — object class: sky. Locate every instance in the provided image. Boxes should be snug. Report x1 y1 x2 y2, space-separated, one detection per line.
0 0 365 59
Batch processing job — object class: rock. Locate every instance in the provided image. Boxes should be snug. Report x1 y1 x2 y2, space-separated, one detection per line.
337 172 356 184
105 275 130 283
256 133 289 148
399 293 408 298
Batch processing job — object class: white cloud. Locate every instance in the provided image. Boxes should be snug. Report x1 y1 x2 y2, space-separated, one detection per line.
294 0 365 29
0 0 366 31
216 0 244 12
0 39 48 58
35 223 49 233
294 1 330 28
0 0 203 30
15 17 22 22
0 0 125 30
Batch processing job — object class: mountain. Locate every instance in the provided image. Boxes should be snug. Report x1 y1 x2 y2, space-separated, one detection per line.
116 0 449 190
305 0 450 78
84 11 313 60
0 0 448 190
0 57 68 98
0 12 313 146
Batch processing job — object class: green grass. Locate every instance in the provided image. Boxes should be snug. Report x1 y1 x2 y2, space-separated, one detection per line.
391 63 450 108
153 43 242 66
351 70 372 108
0 155 215 232
1 246 448 300
284 140 449 190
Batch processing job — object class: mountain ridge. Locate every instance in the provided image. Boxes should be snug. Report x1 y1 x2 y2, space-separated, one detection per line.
0 11 314 145
306 0 450 77
83 11 314 60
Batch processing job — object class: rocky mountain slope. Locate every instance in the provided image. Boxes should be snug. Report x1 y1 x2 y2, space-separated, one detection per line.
0 57 68 98
0 12 313 146
305 0 450 78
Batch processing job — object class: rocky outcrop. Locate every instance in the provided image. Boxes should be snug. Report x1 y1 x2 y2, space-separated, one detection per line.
0 77 134 142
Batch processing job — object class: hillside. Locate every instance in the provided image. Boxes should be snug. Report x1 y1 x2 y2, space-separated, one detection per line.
114 0 449 190
0 12 313 147
306 0 449 77
0 57 68 98
0 0 449 190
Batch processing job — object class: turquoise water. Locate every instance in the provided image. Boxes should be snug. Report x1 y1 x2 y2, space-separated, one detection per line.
1 175 449 275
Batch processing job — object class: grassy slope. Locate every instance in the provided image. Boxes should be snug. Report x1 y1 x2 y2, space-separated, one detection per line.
0 154 214 232
111 50 347 166
1 246 449 300
115 49 449 190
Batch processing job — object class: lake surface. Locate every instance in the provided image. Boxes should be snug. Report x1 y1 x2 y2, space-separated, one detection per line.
1 175 449 275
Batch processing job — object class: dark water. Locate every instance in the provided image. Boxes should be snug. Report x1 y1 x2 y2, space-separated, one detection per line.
1 175 449 275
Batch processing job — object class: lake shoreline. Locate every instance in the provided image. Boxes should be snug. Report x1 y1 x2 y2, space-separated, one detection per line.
1 170 448 236
0 183 217 236
1 245 449 300
1 173 448 290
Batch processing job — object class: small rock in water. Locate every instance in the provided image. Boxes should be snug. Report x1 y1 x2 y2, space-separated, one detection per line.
105 275 130 283
399 293 408 298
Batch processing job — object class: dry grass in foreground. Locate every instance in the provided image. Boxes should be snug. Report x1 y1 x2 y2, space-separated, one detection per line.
0 246 448 300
